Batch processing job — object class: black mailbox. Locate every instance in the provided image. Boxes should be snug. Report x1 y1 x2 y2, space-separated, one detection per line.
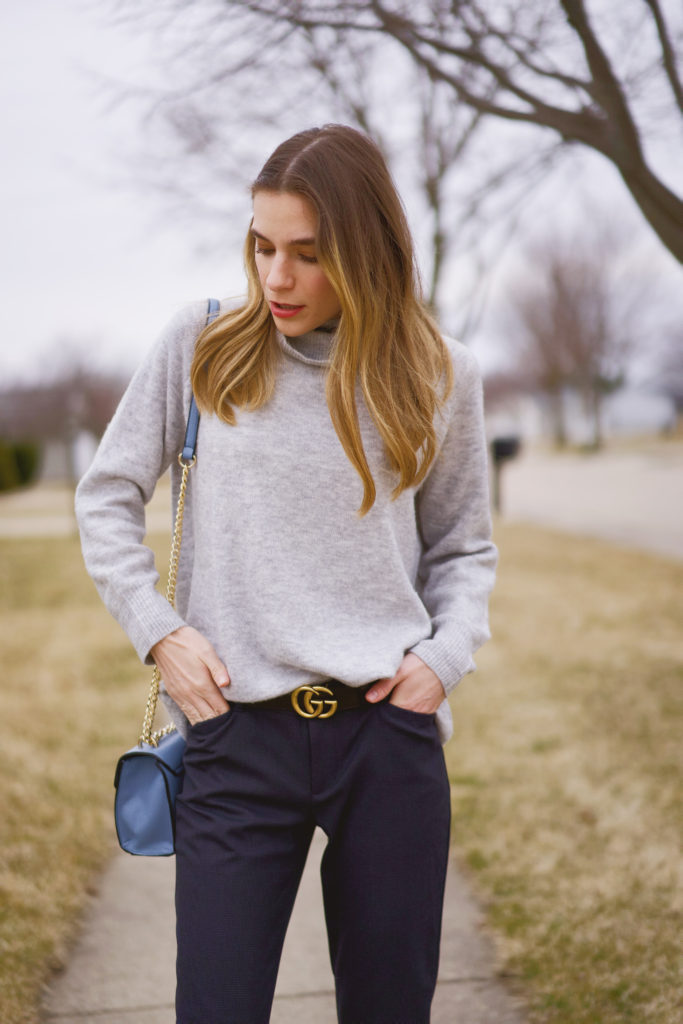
490 435 521 513
491 436 521 464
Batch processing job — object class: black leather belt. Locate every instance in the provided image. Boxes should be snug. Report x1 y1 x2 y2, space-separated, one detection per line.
238 681 374 719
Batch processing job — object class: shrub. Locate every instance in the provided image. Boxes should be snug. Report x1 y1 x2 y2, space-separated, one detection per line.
0 439 43 492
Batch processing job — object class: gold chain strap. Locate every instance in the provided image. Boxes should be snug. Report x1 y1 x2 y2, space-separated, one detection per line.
139 452 196 747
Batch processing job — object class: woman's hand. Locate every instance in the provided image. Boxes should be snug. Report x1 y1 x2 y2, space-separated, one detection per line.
364 652 446 713
150 626 231 726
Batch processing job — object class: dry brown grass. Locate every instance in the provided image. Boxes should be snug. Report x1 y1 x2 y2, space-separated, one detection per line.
446 522 683 1024
0 531 168 1024
0 521 681 1023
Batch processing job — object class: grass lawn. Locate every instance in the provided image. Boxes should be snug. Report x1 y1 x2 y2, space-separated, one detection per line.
0 522 681 1023
446 523 682 1024
0 530 168 1024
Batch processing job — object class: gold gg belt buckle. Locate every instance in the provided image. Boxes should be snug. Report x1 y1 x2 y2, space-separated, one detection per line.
291 684 338 719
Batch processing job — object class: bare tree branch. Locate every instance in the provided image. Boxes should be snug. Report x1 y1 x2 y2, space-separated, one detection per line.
501 218 660 447
215 0 683 261
560 0 643 160
642 0 683 114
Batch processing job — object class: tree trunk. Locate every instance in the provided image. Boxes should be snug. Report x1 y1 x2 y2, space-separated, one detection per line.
590 388 604 450
428 224 445 310
550 389 567 448
616 159 683 263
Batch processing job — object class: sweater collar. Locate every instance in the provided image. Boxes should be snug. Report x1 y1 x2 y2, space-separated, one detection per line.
277 318 339 366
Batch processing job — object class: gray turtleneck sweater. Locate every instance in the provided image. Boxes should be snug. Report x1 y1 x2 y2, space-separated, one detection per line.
75 299 497 743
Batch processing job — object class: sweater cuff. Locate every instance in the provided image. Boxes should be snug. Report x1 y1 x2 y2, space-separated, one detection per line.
118 586 188 665
410 637 477 695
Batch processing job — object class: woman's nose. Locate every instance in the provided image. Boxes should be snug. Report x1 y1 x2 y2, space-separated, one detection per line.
267 256 294 291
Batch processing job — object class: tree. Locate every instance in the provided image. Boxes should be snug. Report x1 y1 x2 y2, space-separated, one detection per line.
505 270 576 447
0 366 127 488
152 0 681 262
648 327 683 429
502 223 649 448
105 0 565 326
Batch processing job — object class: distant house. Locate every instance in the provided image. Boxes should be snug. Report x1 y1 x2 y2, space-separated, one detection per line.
40 432 99 482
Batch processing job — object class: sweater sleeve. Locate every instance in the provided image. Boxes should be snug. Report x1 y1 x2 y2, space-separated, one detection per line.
74 302 207 663
410 342 498 694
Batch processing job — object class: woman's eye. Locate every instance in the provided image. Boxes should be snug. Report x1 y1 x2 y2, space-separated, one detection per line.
254 245 316 263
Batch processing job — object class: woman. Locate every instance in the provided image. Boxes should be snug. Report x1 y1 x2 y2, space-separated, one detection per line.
76 124 497 1024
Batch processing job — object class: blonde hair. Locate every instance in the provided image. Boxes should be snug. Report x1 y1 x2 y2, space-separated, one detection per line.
191 124 453 515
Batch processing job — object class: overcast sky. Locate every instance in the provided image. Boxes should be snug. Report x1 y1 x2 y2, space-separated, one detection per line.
1 0 680 387
1 0 246 383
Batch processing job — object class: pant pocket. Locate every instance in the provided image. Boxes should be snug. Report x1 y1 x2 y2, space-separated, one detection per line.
380 700 438 737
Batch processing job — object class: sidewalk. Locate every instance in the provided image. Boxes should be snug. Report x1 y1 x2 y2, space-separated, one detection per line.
500 442 683 561
41 830 525 1023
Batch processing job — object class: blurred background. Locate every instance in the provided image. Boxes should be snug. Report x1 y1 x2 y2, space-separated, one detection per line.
1 3 681 1023
1 0 682 492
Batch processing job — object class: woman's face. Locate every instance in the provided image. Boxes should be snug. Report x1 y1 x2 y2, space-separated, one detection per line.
252 191 341 336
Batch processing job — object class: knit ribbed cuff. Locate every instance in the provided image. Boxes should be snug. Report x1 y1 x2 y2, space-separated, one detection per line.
117 586 188 665
410 636 476 695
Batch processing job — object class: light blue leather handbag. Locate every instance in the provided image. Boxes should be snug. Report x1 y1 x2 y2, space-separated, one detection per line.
113 298 220 856
114 730 187 856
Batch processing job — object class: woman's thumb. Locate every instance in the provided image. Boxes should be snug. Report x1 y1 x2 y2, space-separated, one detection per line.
213 661 231 687
201 646 230 687
365 676 396 703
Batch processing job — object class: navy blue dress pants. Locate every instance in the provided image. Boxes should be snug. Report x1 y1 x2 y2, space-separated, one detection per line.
174 698 451 1024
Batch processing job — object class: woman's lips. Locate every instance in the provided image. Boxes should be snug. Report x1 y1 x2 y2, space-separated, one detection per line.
269 301 304 319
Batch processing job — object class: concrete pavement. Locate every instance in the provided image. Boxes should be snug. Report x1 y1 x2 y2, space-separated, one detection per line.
41 830 525 1023
500 442 683 561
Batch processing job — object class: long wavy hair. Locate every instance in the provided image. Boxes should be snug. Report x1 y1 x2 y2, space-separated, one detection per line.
191 124 453 515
